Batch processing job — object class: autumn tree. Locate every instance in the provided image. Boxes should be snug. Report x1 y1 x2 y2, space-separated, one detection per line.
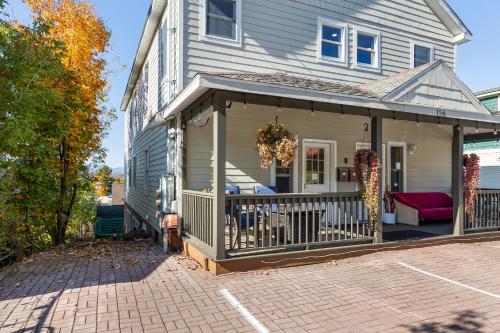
0 1 78 253
94 165 113 197
24 0 113 244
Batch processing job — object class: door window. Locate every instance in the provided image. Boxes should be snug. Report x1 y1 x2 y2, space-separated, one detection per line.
305 147 326 185
390 146 404 192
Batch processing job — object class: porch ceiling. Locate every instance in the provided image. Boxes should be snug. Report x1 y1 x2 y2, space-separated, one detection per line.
161 61 500 129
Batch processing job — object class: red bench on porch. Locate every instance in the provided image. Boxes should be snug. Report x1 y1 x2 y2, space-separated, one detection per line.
392 192 453 226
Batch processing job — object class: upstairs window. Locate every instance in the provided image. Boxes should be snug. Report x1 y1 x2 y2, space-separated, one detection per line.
412 42 434 68
207 0 235 39
144 150 149 193
317 19 347 65
354 29 380 70
133 157 137 188
201 0 241 46
159 20 168 80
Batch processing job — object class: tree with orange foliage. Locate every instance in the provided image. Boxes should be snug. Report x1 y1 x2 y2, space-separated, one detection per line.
24 0 113 244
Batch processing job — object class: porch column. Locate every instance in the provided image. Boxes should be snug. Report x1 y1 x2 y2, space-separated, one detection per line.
371 116 383 243
452 125 464 236
176 113 184 230
212 95 227 260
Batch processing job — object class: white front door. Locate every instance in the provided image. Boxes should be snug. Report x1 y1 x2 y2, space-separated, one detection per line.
302 140 335 193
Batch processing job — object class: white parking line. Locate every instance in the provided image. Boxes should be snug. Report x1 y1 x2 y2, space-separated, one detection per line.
399 262 500 300
220 288 269 333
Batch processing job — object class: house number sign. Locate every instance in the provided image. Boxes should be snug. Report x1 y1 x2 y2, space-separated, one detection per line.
436 109 447 117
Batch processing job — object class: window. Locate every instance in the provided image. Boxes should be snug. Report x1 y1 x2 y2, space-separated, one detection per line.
305 148 326 185
129 97 135 138
133 157 137 188
354 29 380 70
144 150 149 193
144 63 149 96
159 19 168 80
201 0 241 46
317 19 347 65
128 158 132 187
411 42 434 68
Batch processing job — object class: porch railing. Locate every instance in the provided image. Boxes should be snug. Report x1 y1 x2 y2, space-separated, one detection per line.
182 191 213 246
225 192 372 253
465 190 500 231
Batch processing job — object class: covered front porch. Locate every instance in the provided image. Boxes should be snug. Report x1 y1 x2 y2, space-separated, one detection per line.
164 63 500 262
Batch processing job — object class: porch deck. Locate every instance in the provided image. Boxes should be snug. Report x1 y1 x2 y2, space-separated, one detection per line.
182 190 500 261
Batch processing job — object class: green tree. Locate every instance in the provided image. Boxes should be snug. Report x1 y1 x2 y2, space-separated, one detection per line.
0 2 76 254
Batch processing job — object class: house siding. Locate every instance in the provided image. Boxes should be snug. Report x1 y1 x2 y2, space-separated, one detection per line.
126 125 169 232
124 2 183 229
480 96 499 112
185 104 452 194
182 0 456 89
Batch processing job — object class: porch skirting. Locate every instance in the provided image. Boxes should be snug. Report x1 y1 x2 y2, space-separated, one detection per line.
183 231 500 275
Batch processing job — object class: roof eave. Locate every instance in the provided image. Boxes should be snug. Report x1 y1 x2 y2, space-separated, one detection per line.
425 0 472 44
161 73 500 126
120 0 168 111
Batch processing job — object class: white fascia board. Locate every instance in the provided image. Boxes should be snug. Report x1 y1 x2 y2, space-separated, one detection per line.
161 75 208 120
120 0 168 111
161 74 500 125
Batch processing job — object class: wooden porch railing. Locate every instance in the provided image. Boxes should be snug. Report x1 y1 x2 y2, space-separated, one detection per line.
465 190 500 231
182 191 214 246
225 192 372 253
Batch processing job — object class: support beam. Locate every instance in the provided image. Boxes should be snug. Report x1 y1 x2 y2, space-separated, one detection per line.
212 95 227 260
176 113 184 237
371 116 383 244
452 125 464 236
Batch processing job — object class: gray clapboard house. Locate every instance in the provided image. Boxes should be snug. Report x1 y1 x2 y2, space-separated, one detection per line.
122 0 500 268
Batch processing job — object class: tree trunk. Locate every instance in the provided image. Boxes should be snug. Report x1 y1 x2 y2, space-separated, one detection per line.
55 141 69 245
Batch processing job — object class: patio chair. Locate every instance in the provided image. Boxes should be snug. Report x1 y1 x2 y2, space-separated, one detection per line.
225 186 261 249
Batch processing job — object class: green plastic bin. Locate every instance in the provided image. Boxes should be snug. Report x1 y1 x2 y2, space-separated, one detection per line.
94 217 124 238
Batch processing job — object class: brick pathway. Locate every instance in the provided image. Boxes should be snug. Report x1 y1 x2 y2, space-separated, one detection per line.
2 241 500 332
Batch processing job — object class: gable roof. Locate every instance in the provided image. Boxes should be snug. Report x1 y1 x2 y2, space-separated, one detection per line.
381 60 490 115
424 0 472 44
199 61 490 116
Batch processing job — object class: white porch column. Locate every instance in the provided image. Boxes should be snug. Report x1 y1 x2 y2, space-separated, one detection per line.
371 116 383 243
452 124 464 236
212 95 227 260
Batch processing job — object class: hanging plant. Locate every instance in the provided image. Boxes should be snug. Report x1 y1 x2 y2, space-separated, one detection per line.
354 149 380 231
256 122 297 168
463 153 480 218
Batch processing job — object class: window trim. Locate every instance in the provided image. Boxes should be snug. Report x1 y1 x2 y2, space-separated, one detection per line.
353 27 381 72
144 149 150 194
410 41 435 69
159 17 168 82
200 0 242 47
132 156 137 188
316 18 348 67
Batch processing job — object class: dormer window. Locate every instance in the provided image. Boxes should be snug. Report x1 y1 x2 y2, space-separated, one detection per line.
354 28 381 71
317 18 347 65
201 0 241 46
412 42 434 68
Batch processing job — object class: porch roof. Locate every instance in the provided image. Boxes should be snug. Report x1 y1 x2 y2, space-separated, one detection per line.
161 60 500 127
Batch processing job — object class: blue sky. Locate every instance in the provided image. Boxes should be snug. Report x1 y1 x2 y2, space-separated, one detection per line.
4 0 500 168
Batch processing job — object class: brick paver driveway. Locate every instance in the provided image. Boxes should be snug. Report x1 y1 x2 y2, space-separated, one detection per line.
2 240 500 333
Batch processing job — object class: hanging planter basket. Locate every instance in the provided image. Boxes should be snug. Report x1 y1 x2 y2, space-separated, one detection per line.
354 149 380 231
256 122 297 169
464 153 480 218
